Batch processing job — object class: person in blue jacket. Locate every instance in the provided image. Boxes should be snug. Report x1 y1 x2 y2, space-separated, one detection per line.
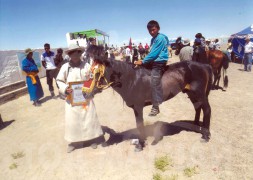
22 48 44 106
134 20 169 116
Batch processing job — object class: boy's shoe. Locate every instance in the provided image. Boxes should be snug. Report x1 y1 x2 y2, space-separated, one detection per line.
148 106 160 116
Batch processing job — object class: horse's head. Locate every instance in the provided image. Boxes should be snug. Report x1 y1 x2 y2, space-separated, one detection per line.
82 45 120 99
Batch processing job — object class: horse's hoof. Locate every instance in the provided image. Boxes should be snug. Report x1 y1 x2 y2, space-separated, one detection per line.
101 142 108 147
201 134 210 142
134 144 143 152
151 140 159 145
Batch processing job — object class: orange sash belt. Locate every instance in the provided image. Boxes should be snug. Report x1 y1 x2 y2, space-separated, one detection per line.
26 72 38 84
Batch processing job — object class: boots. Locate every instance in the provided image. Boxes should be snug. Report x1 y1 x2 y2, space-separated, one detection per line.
50 91 57 99
50 91 55 97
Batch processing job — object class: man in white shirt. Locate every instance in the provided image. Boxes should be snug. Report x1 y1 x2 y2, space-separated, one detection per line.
213 39 221 50
125 46 131 63
179 39 193 61
41 43 57 97
243 37 253 72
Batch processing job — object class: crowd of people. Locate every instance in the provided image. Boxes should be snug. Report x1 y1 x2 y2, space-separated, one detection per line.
178 33 253 72
21 20 252 153
22 42 107 152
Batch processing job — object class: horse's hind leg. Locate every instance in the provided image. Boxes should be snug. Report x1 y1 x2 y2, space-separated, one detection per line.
187 92 201 126
201 98 211 141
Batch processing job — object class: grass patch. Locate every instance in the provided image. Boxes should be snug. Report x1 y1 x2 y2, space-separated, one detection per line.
153 173 178 180
9 163 18 170
11 151 25 159
183 166 199 177
154 155 173 172
166 174 178 180
153 172 163 180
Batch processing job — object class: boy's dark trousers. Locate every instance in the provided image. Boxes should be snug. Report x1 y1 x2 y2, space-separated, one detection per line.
151 62 166 106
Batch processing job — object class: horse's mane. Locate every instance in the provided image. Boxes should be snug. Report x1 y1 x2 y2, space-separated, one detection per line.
110 60 151 76
165 61 190 72
110 60 191 76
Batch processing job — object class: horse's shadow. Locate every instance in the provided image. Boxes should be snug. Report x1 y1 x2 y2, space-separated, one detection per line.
238 68 245 71
101 120 204 147
0 119 15 130
212 86 226 91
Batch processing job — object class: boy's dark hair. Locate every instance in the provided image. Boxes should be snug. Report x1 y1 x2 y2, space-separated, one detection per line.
147 20 160 30
195 33 202 38
44 43 50 48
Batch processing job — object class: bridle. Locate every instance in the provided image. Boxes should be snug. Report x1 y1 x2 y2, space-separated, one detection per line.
82 63 113 94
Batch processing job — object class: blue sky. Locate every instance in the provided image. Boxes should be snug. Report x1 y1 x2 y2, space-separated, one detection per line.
0 0 252 50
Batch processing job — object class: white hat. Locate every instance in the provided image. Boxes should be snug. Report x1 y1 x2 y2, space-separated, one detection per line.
182 39 190 45
65 44 85 54
24 48 34 55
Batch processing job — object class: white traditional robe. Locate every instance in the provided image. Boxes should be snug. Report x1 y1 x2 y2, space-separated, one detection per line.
56 61 103 142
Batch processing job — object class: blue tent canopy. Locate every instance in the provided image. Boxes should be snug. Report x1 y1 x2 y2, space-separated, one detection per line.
230 24 253 59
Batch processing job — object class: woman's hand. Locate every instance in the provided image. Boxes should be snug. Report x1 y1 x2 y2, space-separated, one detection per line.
65 87 73 95
134 60 142 65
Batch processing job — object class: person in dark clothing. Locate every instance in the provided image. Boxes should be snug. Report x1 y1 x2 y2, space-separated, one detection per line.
132 47 139 64
51 48 66 80
192 39 208 64
41 43 57 97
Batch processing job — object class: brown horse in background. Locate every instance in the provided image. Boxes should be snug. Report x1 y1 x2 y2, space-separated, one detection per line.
206 50 229 90
174 37 229 90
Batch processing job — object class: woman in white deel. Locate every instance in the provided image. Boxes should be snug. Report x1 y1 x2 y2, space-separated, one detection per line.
56 44 103 153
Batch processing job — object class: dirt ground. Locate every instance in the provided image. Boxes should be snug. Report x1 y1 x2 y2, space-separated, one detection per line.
0 55 252 180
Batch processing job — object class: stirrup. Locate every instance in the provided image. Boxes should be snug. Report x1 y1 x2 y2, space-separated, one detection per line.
148 107 160 116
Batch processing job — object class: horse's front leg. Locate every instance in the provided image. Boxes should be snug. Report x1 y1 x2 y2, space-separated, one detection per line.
133 106 145 152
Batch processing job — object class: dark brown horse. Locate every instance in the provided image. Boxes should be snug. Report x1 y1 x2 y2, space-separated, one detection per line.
85 45 213 151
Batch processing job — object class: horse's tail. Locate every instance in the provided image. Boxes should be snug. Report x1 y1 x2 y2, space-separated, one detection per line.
222 52 229 70
222 52 229 88
206 65 213 96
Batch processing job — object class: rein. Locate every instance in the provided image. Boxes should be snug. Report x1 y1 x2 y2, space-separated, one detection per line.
82 63 113 94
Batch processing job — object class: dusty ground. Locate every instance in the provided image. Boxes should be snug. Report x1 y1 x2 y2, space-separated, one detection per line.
0 55 253 180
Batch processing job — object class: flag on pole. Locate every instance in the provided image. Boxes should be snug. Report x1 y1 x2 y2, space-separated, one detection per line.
129 37 132 50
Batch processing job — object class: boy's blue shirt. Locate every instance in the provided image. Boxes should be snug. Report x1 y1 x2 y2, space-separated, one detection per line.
142 33 169 64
